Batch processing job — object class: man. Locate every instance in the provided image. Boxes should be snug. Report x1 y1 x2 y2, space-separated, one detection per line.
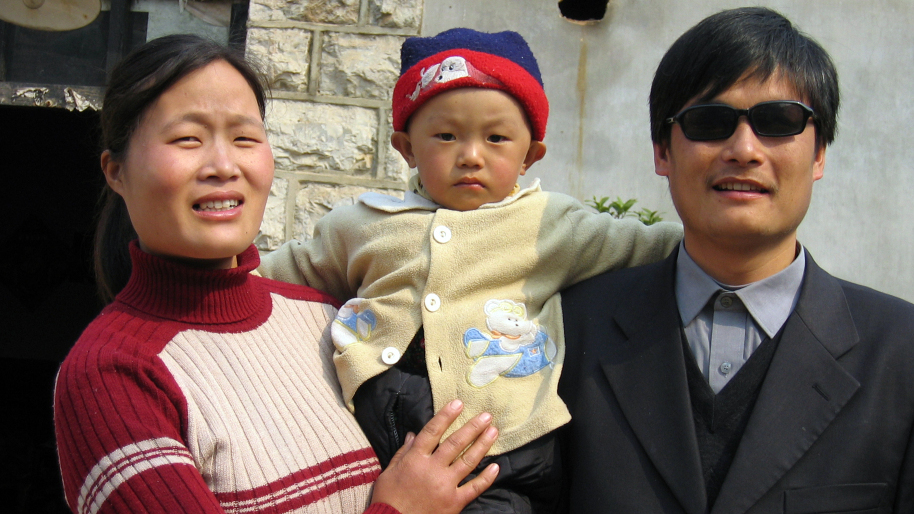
559 7 914 513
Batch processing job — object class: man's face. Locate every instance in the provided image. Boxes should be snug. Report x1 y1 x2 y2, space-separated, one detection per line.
655 74 826 262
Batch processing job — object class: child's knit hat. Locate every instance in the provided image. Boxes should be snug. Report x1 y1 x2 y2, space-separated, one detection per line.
392 28 549 141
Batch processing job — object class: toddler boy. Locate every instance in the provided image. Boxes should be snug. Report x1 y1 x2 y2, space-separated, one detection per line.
259 28 681 512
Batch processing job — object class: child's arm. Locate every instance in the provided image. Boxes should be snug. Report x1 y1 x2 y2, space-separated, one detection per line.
257 206 357 302
547 194 683 285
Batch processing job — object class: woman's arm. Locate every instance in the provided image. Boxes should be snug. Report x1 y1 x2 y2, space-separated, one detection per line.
54 332 227 513
257 206 360 302
370 400 499 514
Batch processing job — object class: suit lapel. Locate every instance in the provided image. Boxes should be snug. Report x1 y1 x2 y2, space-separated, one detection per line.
711 254 861 514
600 251 708 514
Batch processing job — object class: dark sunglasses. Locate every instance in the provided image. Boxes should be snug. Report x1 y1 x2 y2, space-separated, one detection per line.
666 100 815 141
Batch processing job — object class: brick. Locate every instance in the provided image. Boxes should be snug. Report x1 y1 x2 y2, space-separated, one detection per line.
249 0 359 24
319 33 406 100
255 176 289 251
267 99 379 173
293 183 404 240
382 144 411 182
369 0 423 29
247 28 311 93
381 109 411 182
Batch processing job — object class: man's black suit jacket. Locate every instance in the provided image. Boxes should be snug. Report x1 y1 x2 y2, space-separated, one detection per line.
559 249 914 513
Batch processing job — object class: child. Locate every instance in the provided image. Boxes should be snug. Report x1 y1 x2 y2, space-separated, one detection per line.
259 28 682 512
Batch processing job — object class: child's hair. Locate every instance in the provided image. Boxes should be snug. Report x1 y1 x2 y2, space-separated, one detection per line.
94 34 268 303
391 28 549 141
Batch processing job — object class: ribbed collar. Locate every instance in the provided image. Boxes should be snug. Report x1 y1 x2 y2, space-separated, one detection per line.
116 241 269 325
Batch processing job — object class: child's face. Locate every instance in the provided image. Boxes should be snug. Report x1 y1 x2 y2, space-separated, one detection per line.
392 88 546 211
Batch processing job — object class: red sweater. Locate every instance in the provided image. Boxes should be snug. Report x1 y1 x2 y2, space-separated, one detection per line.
55 243 399 514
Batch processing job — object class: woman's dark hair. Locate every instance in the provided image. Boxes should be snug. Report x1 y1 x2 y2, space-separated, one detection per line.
95 34 268 303
649 7 839 149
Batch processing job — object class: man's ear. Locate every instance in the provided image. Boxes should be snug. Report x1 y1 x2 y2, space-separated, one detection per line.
390 132 417 168
520 141 547 176
101 150 126 194
653 142 672 177
812 144 826 182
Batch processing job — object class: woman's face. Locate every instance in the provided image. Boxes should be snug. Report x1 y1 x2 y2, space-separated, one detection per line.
103 59 273 269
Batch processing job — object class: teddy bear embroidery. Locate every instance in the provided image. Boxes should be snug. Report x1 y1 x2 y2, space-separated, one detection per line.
463 299 557 388
331 298 377 350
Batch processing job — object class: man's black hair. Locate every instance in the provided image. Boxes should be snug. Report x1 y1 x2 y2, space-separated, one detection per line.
649 7 839 148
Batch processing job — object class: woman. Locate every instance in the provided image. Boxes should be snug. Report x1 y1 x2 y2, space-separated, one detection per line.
54 34 498 514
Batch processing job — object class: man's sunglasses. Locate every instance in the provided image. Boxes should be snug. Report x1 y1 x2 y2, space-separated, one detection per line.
665 101 816 141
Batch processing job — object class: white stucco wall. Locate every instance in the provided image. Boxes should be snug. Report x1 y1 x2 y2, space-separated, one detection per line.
421 0 914 303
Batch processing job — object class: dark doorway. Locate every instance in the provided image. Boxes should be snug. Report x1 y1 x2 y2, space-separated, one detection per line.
0 104 104 513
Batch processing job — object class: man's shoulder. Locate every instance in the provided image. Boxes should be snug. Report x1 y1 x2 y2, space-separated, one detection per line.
837 277 914 312
835 277 914 333
804 265 914 362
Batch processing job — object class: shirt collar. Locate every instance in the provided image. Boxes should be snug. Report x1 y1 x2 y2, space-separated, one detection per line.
358 175 543 213
675 242 806 338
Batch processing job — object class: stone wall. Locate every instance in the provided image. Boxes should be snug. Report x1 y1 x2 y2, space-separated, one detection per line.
246 0 423 250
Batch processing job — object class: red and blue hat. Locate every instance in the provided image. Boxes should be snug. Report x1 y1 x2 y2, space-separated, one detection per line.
392 28 549 141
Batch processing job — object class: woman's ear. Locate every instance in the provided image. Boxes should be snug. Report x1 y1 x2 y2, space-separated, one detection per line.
101 150 126 194
390 131 417 168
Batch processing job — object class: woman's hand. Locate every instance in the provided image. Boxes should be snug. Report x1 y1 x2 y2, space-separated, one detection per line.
370 399 499 514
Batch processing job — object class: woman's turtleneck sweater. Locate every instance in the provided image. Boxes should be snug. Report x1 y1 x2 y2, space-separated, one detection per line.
55 242 397 514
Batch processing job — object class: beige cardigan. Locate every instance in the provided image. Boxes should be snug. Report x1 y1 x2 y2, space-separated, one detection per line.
258 179 682 454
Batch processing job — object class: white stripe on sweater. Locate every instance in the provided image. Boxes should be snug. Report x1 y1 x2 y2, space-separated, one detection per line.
221 454 379 513
78 437 196 514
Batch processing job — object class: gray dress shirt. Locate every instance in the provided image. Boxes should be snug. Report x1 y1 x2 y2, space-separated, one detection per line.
675 242 806 393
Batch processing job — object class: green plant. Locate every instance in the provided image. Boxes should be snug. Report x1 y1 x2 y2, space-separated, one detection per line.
587 196 664 225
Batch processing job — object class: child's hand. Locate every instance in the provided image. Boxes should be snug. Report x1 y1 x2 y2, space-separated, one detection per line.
370 399 499 514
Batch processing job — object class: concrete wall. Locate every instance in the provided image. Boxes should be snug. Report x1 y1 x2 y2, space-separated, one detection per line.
421 0 914 303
